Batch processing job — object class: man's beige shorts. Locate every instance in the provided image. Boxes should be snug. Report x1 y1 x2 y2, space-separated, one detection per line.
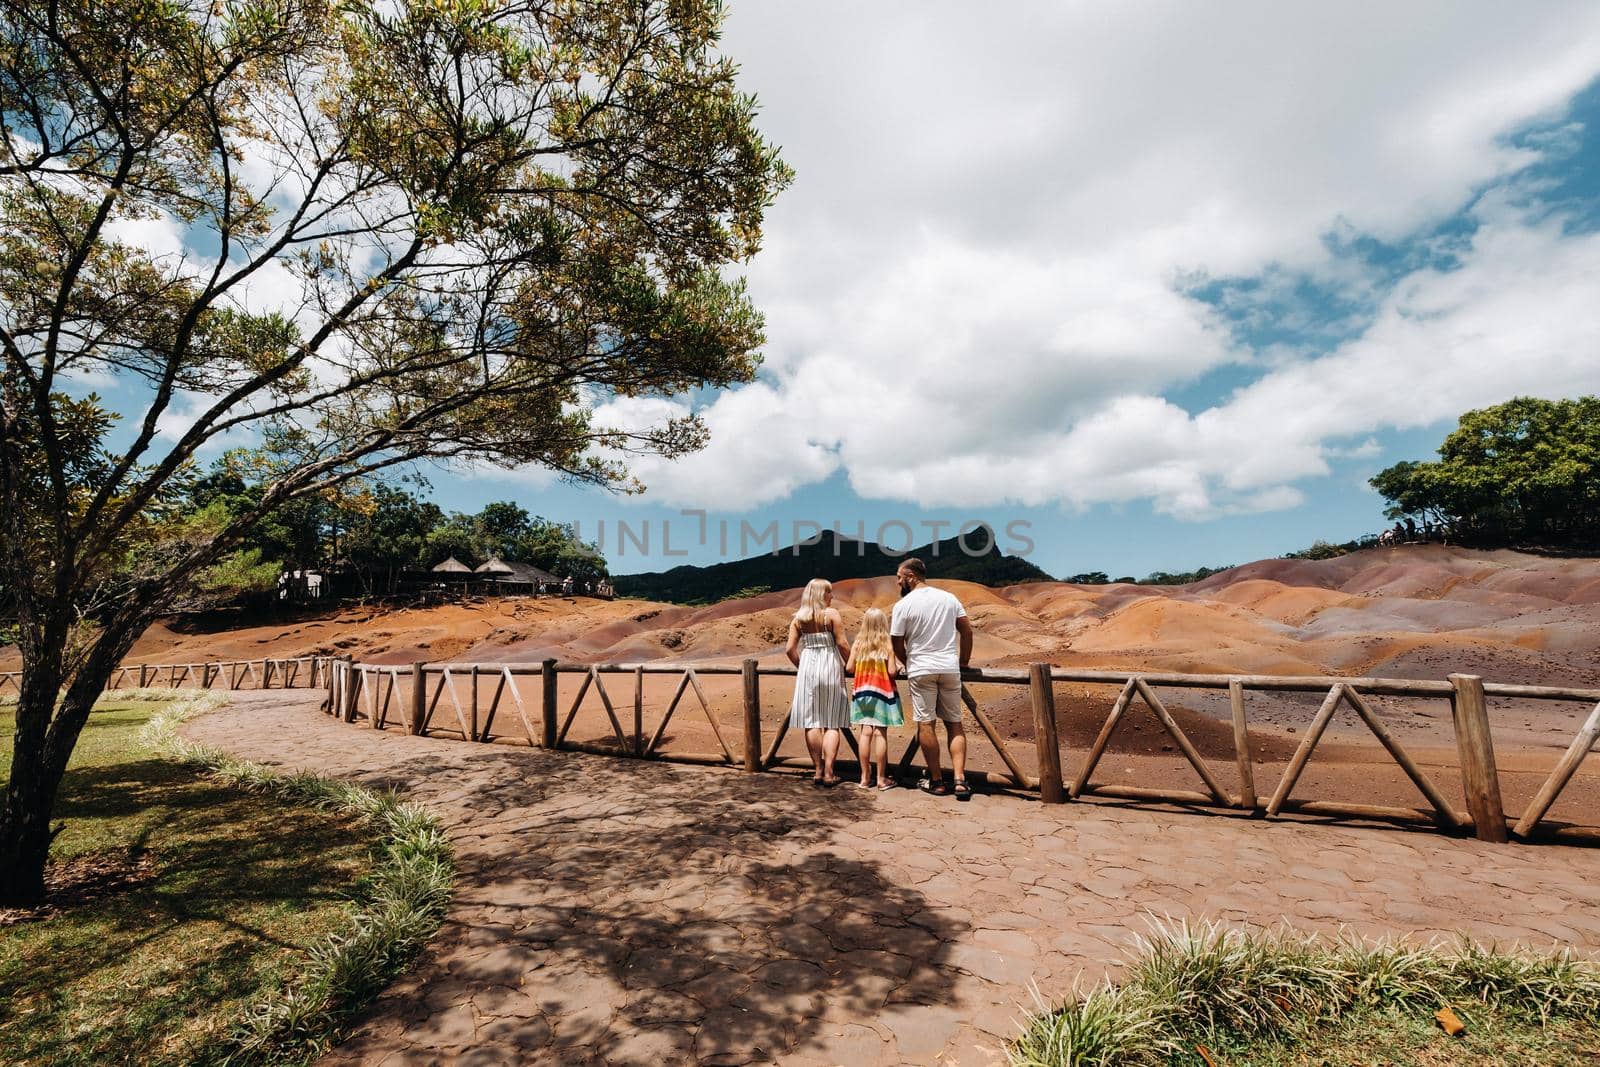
909 673 962 724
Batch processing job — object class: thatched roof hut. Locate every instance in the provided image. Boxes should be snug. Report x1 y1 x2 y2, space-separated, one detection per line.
475 556 514 576
502 561 558 585
432 556 472 574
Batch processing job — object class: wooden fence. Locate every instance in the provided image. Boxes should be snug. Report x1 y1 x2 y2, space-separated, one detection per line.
7 653 1592 844
314 657 1600 847
0 656 326 695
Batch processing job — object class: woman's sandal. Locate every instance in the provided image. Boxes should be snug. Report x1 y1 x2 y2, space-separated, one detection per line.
952 779 973 801
916 778 949 797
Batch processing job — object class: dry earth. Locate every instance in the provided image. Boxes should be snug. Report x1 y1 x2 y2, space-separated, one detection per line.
10 545 1600 833
183 691 1600 1066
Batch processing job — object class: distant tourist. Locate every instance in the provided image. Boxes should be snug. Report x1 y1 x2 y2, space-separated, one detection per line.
785 578 851 787
562 575 574 596
846 608 903 790
891 557 974 799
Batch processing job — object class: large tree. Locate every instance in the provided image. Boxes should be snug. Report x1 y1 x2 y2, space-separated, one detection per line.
1370 396 1600 546
0 0 789 903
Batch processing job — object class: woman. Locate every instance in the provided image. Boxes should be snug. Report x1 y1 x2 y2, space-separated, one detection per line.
785 578 851 787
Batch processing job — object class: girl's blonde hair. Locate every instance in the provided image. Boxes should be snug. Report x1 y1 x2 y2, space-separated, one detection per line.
852 607 891 662
795 578 832 625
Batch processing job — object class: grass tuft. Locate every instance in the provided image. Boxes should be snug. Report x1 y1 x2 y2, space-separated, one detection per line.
141 693 453 1064
1009 918 1600 1066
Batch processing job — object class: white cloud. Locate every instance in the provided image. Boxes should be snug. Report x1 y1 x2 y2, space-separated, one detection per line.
605 2 1600 516
589 385 839 507
153 390 257 458
103 212 189 263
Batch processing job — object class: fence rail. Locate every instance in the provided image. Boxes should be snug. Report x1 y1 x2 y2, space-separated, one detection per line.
313 656 1600 847
7 653 1596 845
0 656 325 695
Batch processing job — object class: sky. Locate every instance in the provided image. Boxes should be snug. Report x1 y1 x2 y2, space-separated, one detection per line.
96 2 1600 580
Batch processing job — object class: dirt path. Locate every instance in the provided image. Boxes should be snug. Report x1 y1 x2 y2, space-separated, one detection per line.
187 692 1600 1066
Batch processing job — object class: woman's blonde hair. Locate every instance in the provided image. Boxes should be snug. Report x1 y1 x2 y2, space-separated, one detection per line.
852 607 891 662
795 578 832 625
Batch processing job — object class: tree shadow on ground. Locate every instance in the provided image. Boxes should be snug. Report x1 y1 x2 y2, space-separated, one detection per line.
342 744 968 1065
0 758 374 1065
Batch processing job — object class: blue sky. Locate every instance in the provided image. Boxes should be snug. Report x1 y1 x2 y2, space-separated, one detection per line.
94 4 1600 581
434 7 1600 579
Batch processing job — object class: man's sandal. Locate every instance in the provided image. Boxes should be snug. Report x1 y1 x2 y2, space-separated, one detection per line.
952 779 973 801
917 778 949 797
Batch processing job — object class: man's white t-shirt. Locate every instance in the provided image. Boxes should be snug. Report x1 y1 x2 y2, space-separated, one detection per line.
890 585 967 677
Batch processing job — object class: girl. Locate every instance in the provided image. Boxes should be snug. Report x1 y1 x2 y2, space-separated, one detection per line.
847 607 903 789
785 578 851 787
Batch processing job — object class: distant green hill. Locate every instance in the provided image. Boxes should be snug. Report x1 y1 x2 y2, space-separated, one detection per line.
613 530 1053 604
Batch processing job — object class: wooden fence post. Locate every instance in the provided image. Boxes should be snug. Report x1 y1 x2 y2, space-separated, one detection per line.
138 664 150 688
409 662 427 735
742 658 762 773
1029 663 1066 804
1450 673 1507 843
342 656 358 722
541 659 558 749
634 665 645 758
1229 679 1257 810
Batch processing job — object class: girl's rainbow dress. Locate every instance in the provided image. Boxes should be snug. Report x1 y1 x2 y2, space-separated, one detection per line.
850 652 904 727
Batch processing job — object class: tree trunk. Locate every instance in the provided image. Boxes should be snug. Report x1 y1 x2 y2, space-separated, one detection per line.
0 662 65 905
0 622 143 906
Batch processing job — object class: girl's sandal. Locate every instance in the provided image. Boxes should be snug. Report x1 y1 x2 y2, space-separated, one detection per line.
952 779 973 801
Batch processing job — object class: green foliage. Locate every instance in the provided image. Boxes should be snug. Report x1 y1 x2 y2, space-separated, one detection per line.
338 483 444 595
1064 571 1111 585
421 512 483 569
192 548 281 606
1287 539 1354 561
0 0 789 900
408 496 607 580
0 696 382 1065
1370 396 1600 547
178 459 611 600
1281 534 1383 561
142 695 454 1064
1139 565 1234 586
1009 919 1600 1067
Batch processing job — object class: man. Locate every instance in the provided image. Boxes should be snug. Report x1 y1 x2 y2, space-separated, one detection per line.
890 557 974 799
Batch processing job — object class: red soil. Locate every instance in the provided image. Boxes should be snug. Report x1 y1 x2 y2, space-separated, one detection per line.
8 545 1599 833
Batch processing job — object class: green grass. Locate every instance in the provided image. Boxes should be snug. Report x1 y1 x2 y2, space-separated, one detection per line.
1200 1008 1599 1065
0 692 453 1066
1010 919 1600 1067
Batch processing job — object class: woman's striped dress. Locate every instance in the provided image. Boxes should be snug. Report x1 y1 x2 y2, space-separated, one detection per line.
789 629 849 730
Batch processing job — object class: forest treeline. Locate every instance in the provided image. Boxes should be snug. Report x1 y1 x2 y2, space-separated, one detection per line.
173 454 607 609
